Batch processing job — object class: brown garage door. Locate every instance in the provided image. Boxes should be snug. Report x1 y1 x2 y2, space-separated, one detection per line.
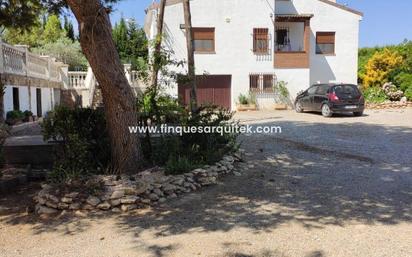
178 75 232 109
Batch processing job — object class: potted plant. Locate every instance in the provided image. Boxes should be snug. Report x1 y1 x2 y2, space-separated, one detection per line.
236 93 257 111
274 81 290 110
23 110 34 122
6 110 25 126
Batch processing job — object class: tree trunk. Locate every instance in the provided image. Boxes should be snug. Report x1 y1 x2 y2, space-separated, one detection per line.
151 0 166 89
183 0 197 112
66 0 142 174
150 0 166 120
0 78 4 123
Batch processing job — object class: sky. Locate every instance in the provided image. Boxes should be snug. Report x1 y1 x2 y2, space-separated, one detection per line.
105 0 412 48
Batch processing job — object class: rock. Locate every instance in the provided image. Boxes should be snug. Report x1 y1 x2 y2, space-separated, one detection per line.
97 202 111 210
58 203 69 210
234 171 242 177
45 201 58 209
172 177 185 186
110 190 125 199
158 197 167 203
223 156 235 163
153 188 164 197
46 194 59 203
122 186 137 195
121 204 137 212
37 197 46 205
69 203 81 210
162 184 177 193
135 181 149 195
41 184 53 190
86 196 101 207
36 205 58 215
61 197 73 204
112 208 121 213
141 199 151 204
197 177 217 185
149 193 159 201
110 199 121 207
168 193 177 199
233 152 242 160
74 210 87 217
65 192 79 198
83 204 95 211
120 196 138 204
401 96 408 103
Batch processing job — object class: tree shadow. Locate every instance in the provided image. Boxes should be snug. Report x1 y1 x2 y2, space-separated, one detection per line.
0 120 411 256
114 120 411 241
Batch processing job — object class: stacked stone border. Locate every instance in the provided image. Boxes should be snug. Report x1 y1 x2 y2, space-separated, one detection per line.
34 152 243 214
366 101 412 110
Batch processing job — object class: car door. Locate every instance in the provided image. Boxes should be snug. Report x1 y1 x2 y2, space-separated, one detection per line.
299 90 310 109
313 85 329 111
306 86 318 111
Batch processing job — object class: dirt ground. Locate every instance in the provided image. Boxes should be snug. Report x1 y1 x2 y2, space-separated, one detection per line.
0 108 411 257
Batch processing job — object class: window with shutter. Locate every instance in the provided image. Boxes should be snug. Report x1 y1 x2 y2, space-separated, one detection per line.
193 28 215 53
316 32 335 54
253 28 269 54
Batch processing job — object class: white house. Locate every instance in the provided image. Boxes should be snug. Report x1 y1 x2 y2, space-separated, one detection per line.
145 0 363 110
0 41 68 119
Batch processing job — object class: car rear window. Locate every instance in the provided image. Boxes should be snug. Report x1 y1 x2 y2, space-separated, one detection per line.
333 85 361 97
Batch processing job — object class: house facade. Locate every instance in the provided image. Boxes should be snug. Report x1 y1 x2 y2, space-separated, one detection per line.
145 0 363 110
0 41 67 119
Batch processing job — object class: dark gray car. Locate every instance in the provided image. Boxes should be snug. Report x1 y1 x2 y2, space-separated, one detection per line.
294 84 365 117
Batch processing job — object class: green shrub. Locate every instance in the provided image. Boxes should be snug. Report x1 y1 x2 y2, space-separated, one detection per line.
238 94 249 105
362 87 388 103
6 110 24 125
238 93 256 105
42 106 110 183
23 110 33 117
394 72 412 92
22 110 34 122
143 104 239 175
405 87 412 101
165 155 197 175
276 81 290 98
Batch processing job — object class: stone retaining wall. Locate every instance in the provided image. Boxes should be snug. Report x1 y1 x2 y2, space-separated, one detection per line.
34 152 243 215
366 101 412 110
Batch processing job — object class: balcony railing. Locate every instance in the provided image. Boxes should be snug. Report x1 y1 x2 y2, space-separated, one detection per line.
0 40 67 83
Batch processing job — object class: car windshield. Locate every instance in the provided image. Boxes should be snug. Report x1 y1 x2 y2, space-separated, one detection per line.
333 84 360 97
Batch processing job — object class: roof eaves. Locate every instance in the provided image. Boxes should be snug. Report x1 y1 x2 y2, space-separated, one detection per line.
318 0 363 17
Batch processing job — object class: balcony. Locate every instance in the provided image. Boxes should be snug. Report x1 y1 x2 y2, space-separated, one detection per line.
274 14 313 69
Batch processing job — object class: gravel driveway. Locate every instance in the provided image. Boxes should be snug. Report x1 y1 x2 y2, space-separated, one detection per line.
1 109 411 257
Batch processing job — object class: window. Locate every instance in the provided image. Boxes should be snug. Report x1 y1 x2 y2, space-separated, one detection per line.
193 28 215 53
275 27 289 51
263 74 274 90
12 87 20 111
253 28 269 53
316 32 335 54
249 73 275 92
249 74 259 91
308 86 318 95
316 85 330 95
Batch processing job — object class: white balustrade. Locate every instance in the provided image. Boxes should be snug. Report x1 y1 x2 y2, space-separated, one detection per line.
68 71 88 89
1 43 26 75
27 52 49 79
0 40 67 83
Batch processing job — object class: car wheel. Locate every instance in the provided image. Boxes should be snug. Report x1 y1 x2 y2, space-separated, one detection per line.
354 111 364 117
321 104 333 117
295 101 304 113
